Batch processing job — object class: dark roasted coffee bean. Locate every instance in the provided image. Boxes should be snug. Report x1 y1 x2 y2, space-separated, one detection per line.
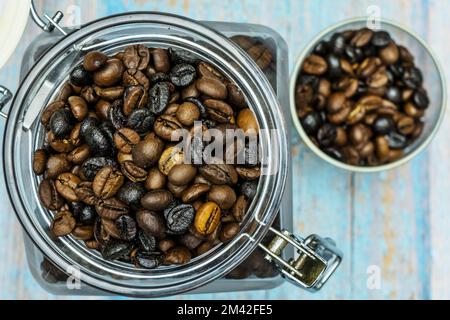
39 179 65 210
116 181 146 208
41 101 65 126
164 204 195 234
126 108 155 134
101 241 131 260
115 215 137 241
50 109 73 139
70 65 92 87
93 58 124 87
373 116 395 135
301 112 322 135
169 48 198 65
51 211 76 237
149 82 170 114
137 230 156 252
132 250 162 269
85 126 114 156
325 54 341 78
413 90 430 110
95 197 128 220
78 205 96 225
83 51 107 72
372 31 391 47
385 86 402 103
317 123 337 147
150 72 170 83
387 132 408 150
324 147 345 161
170 64 196 87
136 210 166 238
313 40 329 56
92 166 124 199
179 232 203 250
240 180 258 200
79 116 99 139
81 157 117 180
163 246 191 265
403 67 423 89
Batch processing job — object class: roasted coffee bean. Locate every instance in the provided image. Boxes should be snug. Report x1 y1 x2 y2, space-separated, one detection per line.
95 197 128 220
77 205 96 225
158 146 185 175
149 82 170 114
373 116 395 135
92 166 124 199
163 246 191 265
387 132 408 150
51 211 76 237
403 67 423 89
72 225 94 240
165 204 195 234
33 149 48 175
301 112 322 135
240 180 258 200
67 144 90 165
197 61 223 80
114 128 140 154
137 230 156 252
145 168 166 190
181 184 210 203
372 31 391 47
199 164 238 185
176 102 200 126
397 116 416 135
154 115 183 141
68 96 88 121
93 58 124 87
126 108 155 134
81 157 117 180
379 41 399 65
219 222 240 242
123 86 147 116
376 136 390 163
170 64 196 87
194 202 221 236
232 195 248 222
39 179 65 210
237 108 259 135
235 166 261 181
169 48 198 65
116 181 146 208
302 54 327 75
70 65 92 87
136 210 166 238
132 133 164 169
41 101 65 126
80 86 99 104
132 250 162 269
83 51 107 72
55 173 80 202
385 86 402 103
121 161 147 182
179 232 203 250
101 241 131 260
115 215 137 241
94 85 124 101
168 164 197 186
46 154 71 179
207 185 236 210
317 123 337 147
351 28 373 47
196 77 227 100
75 182 98 205
325 54 342 78
141 190 173 211
203 99 234 123
50 109 73 139
84 126 115 156
413 89 430 110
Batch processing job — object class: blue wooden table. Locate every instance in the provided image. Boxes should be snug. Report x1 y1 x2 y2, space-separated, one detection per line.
1 0 449 300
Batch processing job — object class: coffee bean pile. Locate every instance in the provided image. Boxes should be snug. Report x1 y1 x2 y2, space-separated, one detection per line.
295 28 430 166
34 44 261 269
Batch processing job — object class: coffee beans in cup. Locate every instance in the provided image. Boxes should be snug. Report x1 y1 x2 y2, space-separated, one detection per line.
35 44 262 269
295 28 430 166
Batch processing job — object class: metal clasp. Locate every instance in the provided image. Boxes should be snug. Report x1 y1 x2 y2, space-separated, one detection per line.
0 86 13 119
30 0 66 35
257 227 342 292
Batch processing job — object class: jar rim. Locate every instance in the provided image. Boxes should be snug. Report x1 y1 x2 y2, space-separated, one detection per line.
3 12 288 296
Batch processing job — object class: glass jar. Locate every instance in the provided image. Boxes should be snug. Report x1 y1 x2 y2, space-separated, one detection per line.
1 11 341 297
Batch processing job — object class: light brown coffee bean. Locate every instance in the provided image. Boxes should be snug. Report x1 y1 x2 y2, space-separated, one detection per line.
379 41 399 65
67 144 90 165
141 190 173 211
232 195 248 222
207 185 236 210
196 77 228 100
168 164 197 186
302 54 328 75
194 202 221 236
237 108 259 135
55 173 81 202
181 184 210 203
92 166 124 199
158 146 185 175
95 197 129 220
114 128 140 154
154 115 183 141
376 136 390 163
235 166 261 180
72 225 94 240
397 116 416 135
39 179 65 210
176 102 200 126
145 168 167 190
51 211 76 237
75 182 98 206
204 99 234 123
121 161 148 182
33 149 47 175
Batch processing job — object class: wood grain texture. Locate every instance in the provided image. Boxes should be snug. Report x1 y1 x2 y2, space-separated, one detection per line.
0 0 449 300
